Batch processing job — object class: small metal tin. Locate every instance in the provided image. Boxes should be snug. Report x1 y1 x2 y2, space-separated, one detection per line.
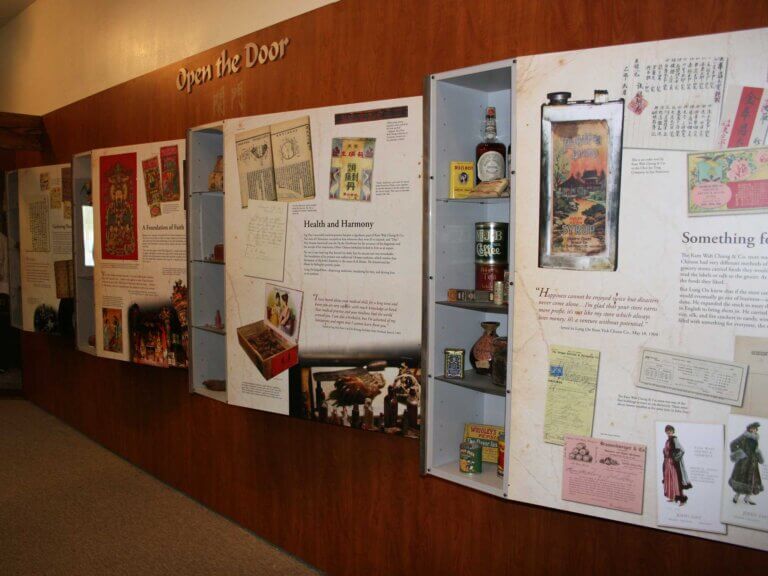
444 348 465 379
493 280 504 305
460 441 483 474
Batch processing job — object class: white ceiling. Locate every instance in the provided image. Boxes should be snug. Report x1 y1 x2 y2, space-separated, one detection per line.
0 0 35 29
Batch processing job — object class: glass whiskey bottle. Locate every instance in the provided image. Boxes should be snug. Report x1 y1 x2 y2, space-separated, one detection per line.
475 106 506 184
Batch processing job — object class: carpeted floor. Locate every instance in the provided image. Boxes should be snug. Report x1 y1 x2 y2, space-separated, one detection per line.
0 397 320 576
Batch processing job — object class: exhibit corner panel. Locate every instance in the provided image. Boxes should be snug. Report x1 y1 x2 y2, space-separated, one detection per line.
92 140 188 366
509 28 768 550
224 96 423 436
17 163 73 334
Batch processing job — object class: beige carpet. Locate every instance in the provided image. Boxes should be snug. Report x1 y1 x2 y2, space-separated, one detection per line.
0 397 320 576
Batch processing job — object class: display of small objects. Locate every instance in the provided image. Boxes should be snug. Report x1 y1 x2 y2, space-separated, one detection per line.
205 243 225 263
568 442 593 462
247 329 287 358
599 456 620 466
208 155 224 191
202 379 226 391
447 288 493 303
469 177 509 198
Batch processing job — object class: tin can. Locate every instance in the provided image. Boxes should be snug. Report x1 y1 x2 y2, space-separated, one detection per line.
444 348 465 379
460 441 483 474
493 280 505 305
475 222 508 291
497 433 505 477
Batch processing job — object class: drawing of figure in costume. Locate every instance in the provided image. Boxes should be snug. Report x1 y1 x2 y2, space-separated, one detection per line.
662 425 692 506
729 422 763 505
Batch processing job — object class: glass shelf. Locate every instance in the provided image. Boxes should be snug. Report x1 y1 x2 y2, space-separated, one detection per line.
194 325 226 336
192 190 224 196
192 258 225 266
435 369 505 396
437 300 508 314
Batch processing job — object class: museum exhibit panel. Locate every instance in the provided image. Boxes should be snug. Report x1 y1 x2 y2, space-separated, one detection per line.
6 2 768 573
91 139 188 367
187 122 227 402
72 151 96 355
221 97 423 434
16 163 74 335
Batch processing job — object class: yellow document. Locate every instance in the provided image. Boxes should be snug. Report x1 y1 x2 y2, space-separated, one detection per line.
544 345 600 445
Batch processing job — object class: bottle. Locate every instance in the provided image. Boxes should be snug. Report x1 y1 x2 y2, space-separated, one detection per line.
475 106 506 184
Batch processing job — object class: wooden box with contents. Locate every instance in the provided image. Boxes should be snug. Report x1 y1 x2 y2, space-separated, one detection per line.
237 283 303 380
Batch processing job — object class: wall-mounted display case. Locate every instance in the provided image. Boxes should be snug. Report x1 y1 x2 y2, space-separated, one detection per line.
187 122 227 402
423 59 516 496
72 152 96 354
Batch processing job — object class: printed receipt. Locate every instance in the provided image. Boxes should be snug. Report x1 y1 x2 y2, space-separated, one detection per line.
638 348 747 407
562 435 647 515
544 345 600 445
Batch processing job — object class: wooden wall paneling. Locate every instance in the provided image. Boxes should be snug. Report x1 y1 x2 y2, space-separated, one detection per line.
19 1 768 574
0 112 44 151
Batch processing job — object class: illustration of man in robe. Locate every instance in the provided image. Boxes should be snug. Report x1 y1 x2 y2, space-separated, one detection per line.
729 422 764 505
662 425 692 506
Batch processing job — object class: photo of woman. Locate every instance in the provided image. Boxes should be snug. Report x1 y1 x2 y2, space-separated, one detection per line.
662 425 692 506
728 421 763 505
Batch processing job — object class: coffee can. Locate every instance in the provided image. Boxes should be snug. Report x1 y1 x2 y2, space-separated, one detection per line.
475 222 508 291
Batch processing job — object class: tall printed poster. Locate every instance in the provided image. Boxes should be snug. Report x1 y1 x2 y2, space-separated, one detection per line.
92 140 188 367
224 97 422 437
99 153 138 260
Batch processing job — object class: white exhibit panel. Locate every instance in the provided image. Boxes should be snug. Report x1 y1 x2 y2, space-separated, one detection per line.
92 139 188 367
223 97 424 439
17 163 74 334
72 152 96 354
505 29 768 550
187 123 227 402
5 171 22 328
424 60 515 496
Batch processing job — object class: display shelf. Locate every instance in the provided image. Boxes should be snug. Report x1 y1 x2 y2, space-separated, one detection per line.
191 190 224 196
5 171 21 329
194 324 225 335
192 258 224 265
435 369 505 397
429 460 505 497
436 196 509 204
187 122 227 402
437 300 508 314
72 152 96 355
423 58 515 496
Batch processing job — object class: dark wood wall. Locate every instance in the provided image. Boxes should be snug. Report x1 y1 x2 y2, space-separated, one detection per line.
16 1 768 573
